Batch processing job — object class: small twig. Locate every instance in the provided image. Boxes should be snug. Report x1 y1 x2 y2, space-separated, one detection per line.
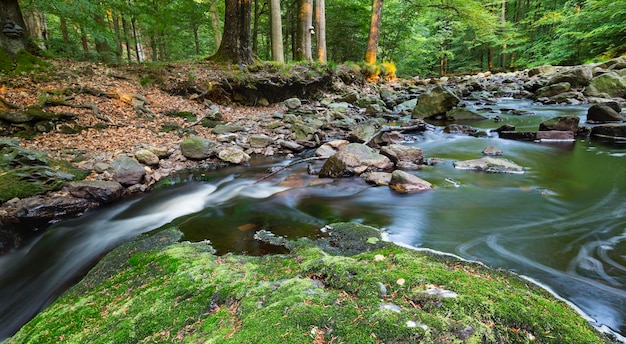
256 156 329 183
185 114 206 128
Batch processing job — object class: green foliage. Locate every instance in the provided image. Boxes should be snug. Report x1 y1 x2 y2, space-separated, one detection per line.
9 224 611 343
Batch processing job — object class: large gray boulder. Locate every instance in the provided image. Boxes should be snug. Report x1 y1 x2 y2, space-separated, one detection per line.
584 72 626 98
412 86 461 119
539 116 580 132
109 155 146 186
587 104 624 123
534 82 571 99
547 66 593 88
180 136 218 160
66 180 125 203
454 157 524 174
319 143 393 178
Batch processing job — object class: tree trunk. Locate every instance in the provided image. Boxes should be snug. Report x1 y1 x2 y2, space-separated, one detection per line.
59 17 70 44
295 0 312 61
121 15 133 62
269 0 284 62
210 0 254 65
94 15 111 63
315 0 326 63
0 0 30 56
364 0 384 64
112 14 123 65
79 24 89 61
209 0 222 50
22 8 46 51
500 0 506 70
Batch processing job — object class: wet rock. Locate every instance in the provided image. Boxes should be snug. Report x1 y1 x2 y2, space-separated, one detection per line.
389 170 433 193
180 136 217 160
11 195 100 221
319 143 393 178
109 155 146 186
446 108 488 121
494 124 516 133
315 140 349 157
349 119 386 143
534 82 571 99
365 172 392 186
216 133 238 143
380 131 405 144
536 131 575 141
380 144 423 164
453 157 524 174
444 124 479 135
547 91 586 105
218 147 250 164
277 139 304 152
134 149 159 166
584 72 626 98
539 115 580 132
482 146 502 156
547 66 593 88
146 146 170 159
587 104 624 123
411 86 461 119
591 124 626 141
66 180 124 203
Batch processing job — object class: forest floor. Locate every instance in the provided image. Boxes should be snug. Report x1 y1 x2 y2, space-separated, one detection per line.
1 59 287 168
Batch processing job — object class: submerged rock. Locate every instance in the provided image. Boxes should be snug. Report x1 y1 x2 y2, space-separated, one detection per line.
453 157 524 174
538 115 580 132
587 104 624 123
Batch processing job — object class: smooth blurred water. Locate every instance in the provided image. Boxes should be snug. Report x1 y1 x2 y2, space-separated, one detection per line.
1 99 625 340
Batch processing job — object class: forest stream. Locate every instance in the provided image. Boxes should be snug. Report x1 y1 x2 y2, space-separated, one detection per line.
1 99 625 341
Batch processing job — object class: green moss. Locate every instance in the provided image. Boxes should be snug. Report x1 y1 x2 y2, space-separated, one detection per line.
8 224 614 344
164 110 196 122
0 49 15 74
12 50 52 75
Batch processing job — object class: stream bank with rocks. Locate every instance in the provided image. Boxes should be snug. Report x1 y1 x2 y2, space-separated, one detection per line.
1 57 625 252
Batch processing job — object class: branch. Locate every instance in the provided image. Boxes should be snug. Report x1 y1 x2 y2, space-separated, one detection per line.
43 98 113 123
256 156 329 183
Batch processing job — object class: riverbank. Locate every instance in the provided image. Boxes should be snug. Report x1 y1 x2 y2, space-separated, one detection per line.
5 223 619 343
1 57 625 252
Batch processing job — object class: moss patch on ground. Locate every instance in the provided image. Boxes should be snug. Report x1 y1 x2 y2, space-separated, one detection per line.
7 223 614 344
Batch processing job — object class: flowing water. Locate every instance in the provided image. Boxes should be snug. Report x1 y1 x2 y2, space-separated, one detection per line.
1 99 626 340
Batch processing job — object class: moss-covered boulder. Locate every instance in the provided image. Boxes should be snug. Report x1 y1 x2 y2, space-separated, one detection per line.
180 135 218 160
8 223 614 344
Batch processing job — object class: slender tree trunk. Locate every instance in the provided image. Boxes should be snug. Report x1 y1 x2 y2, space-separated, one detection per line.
0 0 30 56
211 0 254 65
209 0 222 50
500 0 506 70
364 0 383 64
112 14 123 64
93 15 111 63
252 0 259 54
315 0 326 63
59 17 70 44
269 0 284 62
79 25 89 61
295 0 312 61
121 15 133 62
131 18 143 62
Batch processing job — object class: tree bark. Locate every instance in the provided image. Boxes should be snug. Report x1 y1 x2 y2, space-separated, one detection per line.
22 8 46 51
295 0 312 61
315 0 327 63
364 0 384 64
0 0 30 56
269 0 284 62
209 0 222 50
210 0 254 65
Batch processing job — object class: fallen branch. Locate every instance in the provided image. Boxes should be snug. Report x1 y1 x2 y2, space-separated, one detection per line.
44 99 113 123
256 156 329 183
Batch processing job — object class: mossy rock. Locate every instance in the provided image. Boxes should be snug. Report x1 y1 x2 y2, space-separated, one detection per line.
8 223 614 344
